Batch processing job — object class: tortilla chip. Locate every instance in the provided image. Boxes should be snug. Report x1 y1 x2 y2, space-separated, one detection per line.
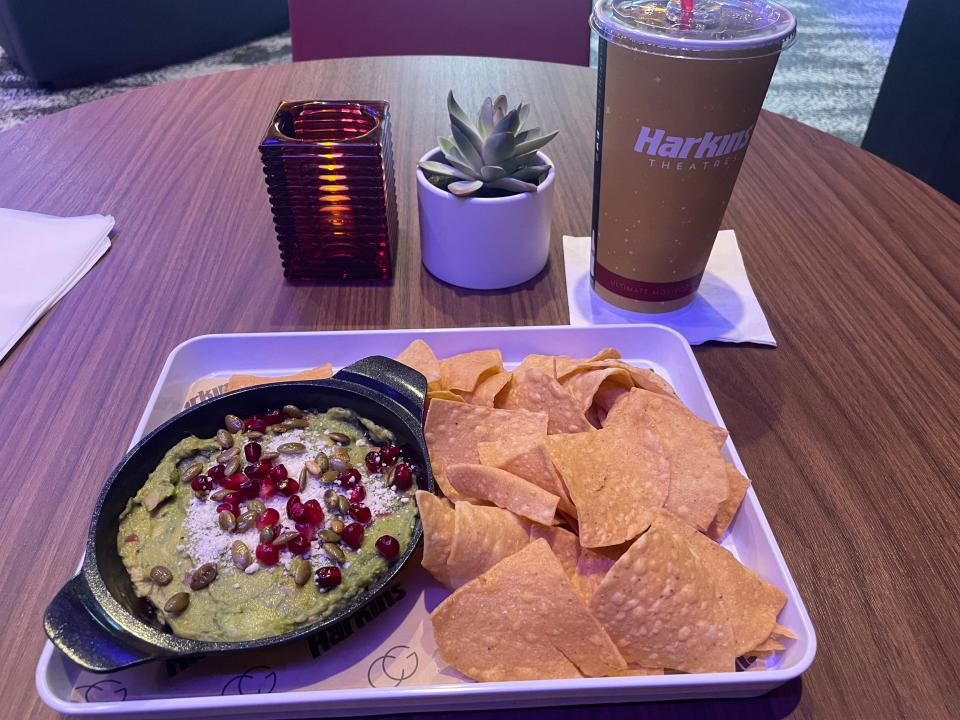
529 524 580 580
772 623 798 640
225 364 334 391
477 436 576 516
446 502 530 588
415 491 455 587
589 522 737 673
513 354 560 378
424 398 548 470
555 348 622 380
461 371 512 407
627 367 679 400
439 349 503 392
510 367 594 434
573 547 619 602
428 390 464 404
604 389 727 531
544 425 669 547
749 637 786 653
432 540 627 681
561 368 634 414
446 464 558 525
396 339 442 389
707 465 751 540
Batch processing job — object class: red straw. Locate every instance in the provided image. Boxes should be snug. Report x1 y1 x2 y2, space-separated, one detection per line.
681 0 694 13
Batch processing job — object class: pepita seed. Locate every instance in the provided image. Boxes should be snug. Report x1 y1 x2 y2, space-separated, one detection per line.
215 429 234 449
282 404 304 419
299 466 308 492
210 488 231 501
322 542 346 563
283 418 309 429
323 488 340 510
318 529 342 542
337 495 350 515
231 540 252 570
224 414 244 433
149 565 173 586
305 460 322 476
329 456 353 472
314 454 330 473
189 563 218 590
180 461 204 484
328 432 351 446
278 442 307 454
217 446 240 463
164 592 190 614
260 525 277 543
246 499 266 516
292 558 311 586
236 510 257 532
329 518 345 534
245 431 264 439
322 469 340 485
218 511 236 532
223 456 242 476
267 424 286 435
272 530 300 546
260 451 280 462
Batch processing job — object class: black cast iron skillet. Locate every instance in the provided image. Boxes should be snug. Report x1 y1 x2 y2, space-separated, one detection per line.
44 355 433 673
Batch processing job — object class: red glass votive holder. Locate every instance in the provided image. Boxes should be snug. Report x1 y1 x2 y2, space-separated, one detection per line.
259 100 398 279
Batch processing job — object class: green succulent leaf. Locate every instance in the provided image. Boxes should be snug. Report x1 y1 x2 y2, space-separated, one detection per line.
480 165 506 182
516 127 541 144
447 91 473 128
450 114 485 160
518 103 531 130
444 154 481 179
438 135 459 158
499 151 541 175
419 160 471 180
514 129 559 157
511 164 551 183
482 132 517 165
487 177 539 194
448 179 484 197
478 97 495 139
493 94 508 125
451 122 484 170
492 108 521 137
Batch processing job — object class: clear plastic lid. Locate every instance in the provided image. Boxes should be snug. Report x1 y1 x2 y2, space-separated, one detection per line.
591 0 797 59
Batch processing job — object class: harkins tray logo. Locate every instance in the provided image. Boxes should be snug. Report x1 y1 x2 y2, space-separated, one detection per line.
633 124 754 170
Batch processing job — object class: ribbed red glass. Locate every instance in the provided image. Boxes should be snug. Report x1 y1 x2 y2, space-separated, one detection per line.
259 100 398 279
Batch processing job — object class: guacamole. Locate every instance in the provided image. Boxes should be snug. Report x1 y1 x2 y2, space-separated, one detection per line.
117 407 419 642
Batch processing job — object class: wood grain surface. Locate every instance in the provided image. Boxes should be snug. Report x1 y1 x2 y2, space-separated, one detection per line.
0 56 958 719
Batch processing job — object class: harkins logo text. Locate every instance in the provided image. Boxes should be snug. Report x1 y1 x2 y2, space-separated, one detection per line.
633 124 754 171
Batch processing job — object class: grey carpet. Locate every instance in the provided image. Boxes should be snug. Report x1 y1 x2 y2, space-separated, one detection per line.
0 0 907 145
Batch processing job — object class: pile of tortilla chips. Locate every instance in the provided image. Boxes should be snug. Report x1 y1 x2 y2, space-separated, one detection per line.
398 339 792 682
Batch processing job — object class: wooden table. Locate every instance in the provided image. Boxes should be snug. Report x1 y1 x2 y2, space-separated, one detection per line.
1 56 957 720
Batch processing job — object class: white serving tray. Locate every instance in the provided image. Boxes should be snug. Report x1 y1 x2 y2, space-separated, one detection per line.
36 324 816 718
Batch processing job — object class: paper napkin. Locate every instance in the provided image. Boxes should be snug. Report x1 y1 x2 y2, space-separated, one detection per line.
0 208 114 361
563 230 776 346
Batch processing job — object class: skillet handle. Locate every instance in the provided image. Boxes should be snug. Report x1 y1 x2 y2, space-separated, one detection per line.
44 573 162 673
335 355 428 423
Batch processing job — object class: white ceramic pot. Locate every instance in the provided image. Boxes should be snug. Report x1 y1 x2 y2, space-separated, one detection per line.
416 148 555 290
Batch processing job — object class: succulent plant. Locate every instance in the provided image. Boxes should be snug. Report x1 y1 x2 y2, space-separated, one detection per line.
418 92 559 197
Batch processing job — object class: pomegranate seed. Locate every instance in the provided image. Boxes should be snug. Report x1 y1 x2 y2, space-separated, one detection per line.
376 535 400 561
256 508 280 531
288 502 307 523
216 502 240 517
269 464 288 482
255 543 280 566
263 409 283 426
245 461 270 479
315 566 342 589
364 451 382 473
338 469 361 488
223 492 243 506
191 475 213 493
249 419 267 434
349 504 372 524
287 534 310 555
244 442 262 462
380 445 400 464
304 499 324 524
278 478 300 496
238 478 260 500
393 463 414 490
223 473 246 490
341 522 364 549
259 478 277 498
286 494 302 515
207 464 225 480
295 522 315 539
348 484 366 503
243 415 262 431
